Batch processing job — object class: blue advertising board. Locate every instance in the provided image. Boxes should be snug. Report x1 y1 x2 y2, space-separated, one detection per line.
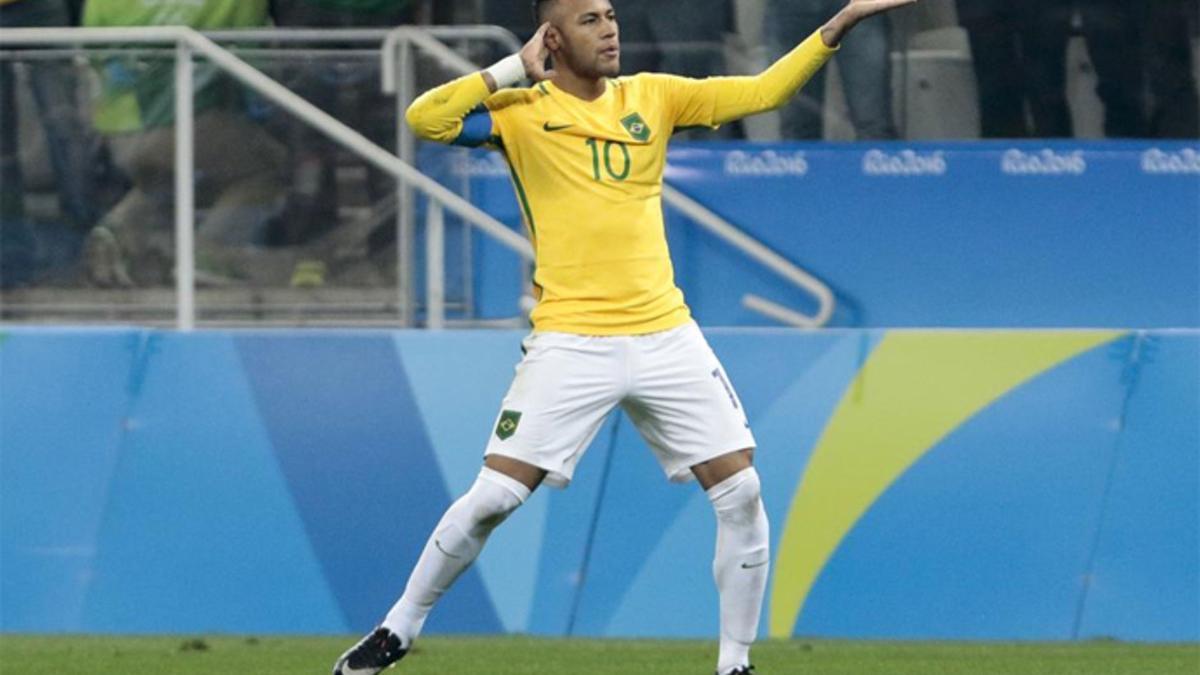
419 142 1199 328
2 328 1196 640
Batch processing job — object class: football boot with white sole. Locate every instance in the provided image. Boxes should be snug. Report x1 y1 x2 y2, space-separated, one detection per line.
333 627 407 675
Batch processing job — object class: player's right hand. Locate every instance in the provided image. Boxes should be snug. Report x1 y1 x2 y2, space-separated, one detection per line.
521 22 558 82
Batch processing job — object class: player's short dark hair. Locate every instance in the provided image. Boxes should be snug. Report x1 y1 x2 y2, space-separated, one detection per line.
532 0 556 24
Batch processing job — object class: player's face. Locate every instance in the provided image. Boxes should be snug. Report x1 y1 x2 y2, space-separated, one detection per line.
548 0 620 79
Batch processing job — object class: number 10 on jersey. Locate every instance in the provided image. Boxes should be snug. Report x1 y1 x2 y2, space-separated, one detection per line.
585 138 631 182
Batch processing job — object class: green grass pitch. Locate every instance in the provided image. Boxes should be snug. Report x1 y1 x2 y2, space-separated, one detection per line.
1 635 1197 674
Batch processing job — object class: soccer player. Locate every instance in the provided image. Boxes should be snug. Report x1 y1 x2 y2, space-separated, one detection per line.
334 0 914 673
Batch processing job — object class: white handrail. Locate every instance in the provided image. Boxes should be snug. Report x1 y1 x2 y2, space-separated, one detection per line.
229 24 522 327
381 27 485 94
200 25 522 48
201 25 519 327
0 27 534 330
422 25 524 53
426 203 445 329
174 41 195 330
378 26 523 326
662 185 835 328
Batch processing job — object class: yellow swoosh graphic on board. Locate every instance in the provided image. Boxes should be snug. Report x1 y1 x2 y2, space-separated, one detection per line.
768 330 1125 637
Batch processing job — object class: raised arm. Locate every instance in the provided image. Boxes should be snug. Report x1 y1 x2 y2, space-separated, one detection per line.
708 31 835 125
668 0 917 127
405 23 556 144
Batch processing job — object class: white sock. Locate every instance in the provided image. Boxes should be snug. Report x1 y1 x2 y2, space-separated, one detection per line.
708 468 770 675
382 467 530 646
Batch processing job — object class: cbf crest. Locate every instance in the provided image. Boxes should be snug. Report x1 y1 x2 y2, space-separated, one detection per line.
621 112 651 142
495 410 522 440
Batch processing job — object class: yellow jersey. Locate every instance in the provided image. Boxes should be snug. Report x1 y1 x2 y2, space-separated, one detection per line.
407 31 835 335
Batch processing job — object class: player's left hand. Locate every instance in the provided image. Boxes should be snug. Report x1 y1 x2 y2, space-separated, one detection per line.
844 0 918 21
822 0 916 46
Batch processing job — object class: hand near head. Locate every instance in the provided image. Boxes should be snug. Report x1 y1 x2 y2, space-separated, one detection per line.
521 22 558 82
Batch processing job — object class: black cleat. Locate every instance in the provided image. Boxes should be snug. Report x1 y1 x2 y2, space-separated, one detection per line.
720 667 755 675
333 627 408 675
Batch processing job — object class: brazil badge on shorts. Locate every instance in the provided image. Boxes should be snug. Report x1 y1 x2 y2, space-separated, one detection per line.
621 113 651 142
495 410 522 441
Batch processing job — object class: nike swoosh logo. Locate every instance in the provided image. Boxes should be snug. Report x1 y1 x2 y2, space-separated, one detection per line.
543 122 574 132
741 560 768 569
434 539 462 559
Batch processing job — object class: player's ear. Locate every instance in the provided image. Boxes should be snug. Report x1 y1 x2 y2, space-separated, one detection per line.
545 24 561 51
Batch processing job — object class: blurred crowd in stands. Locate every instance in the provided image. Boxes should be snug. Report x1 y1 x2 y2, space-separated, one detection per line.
1 0 1198 292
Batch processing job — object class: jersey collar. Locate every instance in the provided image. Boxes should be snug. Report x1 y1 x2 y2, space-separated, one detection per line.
544 78 613 105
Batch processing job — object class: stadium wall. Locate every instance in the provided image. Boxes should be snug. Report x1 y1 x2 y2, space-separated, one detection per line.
2 328 1196 641
419 141 1200 328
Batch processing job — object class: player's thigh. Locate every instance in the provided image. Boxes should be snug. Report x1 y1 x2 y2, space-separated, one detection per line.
484 332 623 487
624 322 755 483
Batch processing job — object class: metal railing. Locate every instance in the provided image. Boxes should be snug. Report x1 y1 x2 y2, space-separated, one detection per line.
0 26 533 330
380 25 526 328
662 186 834 327
209 26 527 327
212 26 525 328
213 26 526 328
1 25 834 329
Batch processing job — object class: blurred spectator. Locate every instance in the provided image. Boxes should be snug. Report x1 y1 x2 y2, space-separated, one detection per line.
268 0 414 253
1143 0 1199 138
0 0 100 288
767 0 896 140
1075 1 1145 137
617 0 732 80
957 0 1146 138
82 0 288 287
956 1 1067 137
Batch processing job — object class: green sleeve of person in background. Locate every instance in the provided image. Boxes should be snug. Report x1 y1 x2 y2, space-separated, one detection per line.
85 0 270 134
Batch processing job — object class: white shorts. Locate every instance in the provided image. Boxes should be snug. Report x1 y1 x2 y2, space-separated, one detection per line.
484 321 756 488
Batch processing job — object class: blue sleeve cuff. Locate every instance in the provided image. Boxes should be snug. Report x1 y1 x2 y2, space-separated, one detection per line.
452 110 494 148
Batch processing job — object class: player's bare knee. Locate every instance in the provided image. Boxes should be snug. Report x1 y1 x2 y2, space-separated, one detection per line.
484 454 547 491
693 448 755 489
